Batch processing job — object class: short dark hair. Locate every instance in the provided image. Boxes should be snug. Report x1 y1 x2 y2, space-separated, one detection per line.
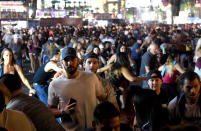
84 52 99 62
94 101 119 123
147 70 162 81
177 71 200 88
0 74 22 93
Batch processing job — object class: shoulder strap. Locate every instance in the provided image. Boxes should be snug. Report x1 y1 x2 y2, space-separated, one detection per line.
13 64 18 70
0 64 3 77
161 60 177 77
173 60 177 65
161 65 168 77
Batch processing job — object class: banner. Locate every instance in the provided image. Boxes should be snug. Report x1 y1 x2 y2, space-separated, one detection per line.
0 11 27 20
40 18 67 27
40 18 82 27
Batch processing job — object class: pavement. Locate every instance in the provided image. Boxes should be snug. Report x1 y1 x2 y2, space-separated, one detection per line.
22 59 38 95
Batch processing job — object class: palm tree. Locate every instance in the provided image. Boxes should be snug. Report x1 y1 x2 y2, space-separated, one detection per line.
180 0 195 16
41 0 44 9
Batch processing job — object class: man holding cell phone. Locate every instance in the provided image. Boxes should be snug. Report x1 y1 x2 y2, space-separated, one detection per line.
48 47 106 130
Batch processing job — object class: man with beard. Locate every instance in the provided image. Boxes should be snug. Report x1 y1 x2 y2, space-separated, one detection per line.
48 47 106 130
168 71 201 126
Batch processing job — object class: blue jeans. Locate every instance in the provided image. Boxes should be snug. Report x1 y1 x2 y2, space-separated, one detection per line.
140 74 149 89
43 54 50 65
33 84 48 106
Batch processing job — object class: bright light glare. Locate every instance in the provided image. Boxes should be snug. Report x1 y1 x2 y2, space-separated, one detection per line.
126 0 151 8
141 12 155 21
96 20 108 27
117 14 123 19
29 9 33 18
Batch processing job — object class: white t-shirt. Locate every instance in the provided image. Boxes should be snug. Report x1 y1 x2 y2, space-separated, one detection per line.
48 71 104 129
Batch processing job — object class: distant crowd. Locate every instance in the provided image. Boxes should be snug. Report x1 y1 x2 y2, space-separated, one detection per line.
0 23 201 131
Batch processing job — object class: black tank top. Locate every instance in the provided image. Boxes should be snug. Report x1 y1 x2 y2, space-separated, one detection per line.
33 62 56 85
0 64 20 79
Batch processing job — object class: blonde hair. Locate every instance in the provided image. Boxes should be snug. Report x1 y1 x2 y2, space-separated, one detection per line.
166 56 175 77
47 43 55 57
194 38 201 62
166 49 179 77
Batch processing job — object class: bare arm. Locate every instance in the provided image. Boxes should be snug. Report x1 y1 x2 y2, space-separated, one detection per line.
128 55 135 66
145 66 150 74
140 42 147 50
158 64 166 72
97 64 112 73
40 49 44 65
121 67 146 82
97 94 106 102
48 105 63 118
175 63 185 74
14 64 36 94
107 54 116 65
135 48 141 53
99 55 106 65
44 61 62 72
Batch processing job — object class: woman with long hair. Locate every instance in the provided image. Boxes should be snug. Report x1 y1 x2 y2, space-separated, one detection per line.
107 43 134 66
0 48 36 94
159 48 185 101
98 52 145 84
27 38 36 73
98 52 146 109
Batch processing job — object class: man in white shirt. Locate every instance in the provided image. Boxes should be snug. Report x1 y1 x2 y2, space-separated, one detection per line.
48 47 106 129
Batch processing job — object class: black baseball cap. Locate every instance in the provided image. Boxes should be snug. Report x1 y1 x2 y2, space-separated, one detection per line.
147 70 162 81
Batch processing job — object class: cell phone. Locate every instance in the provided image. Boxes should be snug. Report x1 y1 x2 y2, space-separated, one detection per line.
69 98 77 105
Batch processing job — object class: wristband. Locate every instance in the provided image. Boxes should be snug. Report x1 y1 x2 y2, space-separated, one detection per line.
61 110 66 115
61 109 65 113
29 92 33 96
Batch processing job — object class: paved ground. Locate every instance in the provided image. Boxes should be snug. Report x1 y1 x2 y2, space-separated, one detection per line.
22 59 38 95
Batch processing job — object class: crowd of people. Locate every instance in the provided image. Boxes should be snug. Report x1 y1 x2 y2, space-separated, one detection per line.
0 23 201 131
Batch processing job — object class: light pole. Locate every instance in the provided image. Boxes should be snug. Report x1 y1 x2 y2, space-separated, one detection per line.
73 1 76 16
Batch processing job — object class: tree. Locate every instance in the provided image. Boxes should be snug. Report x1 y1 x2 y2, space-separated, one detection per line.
180 0 195 16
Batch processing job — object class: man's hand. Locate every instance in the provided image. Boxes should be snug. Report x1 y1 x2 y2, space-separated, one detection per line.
63 103 76 114
29 88 36 94
58 99 76 114
53 70 64 79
